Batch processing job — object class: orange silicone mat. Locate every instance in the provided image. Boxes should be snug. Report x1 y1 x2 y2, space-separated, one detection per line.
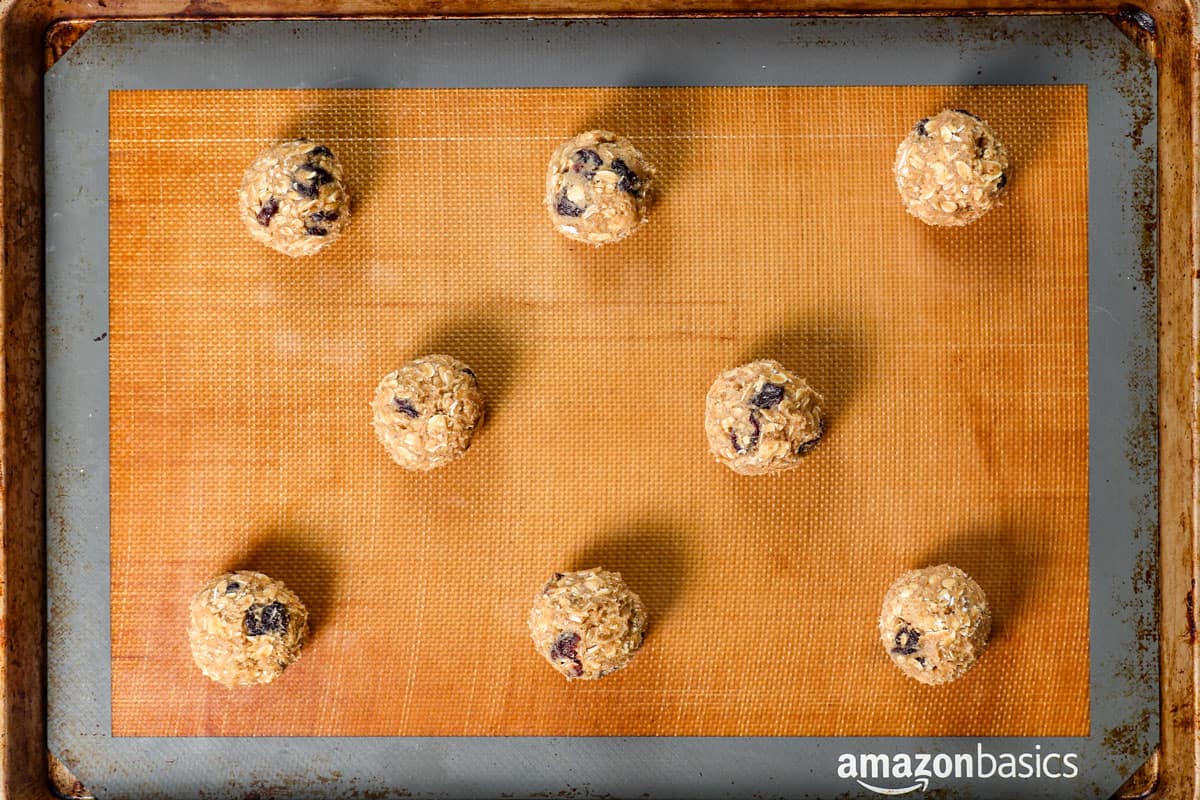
108 85 1089 738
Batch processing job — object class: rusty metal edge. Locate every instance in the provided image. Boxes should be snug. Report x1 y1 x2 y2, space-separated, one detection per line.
42 21 93 72
1 1 48 799
1109 3 1160 58
1118 748 1165 798
46 755 89 800
6 2 1197 799
38 8 1165 76
1140 0 1199 798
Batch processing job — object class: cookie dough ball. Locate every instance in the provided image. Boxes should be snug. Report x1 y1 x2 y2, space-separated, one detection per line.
894 109 1009 226
704 359 824 476
529 568 647 680
239 139 351 257
545 130 655 245
188 571 309 687
372 354 484 471
879 564 991 685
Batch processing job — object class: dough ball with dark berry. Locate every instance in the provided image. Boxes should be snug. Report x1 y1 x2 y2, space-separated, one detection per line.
529 568 647 680
704 359 824 476
894 109 1009 227
879 564 991 686
545 130 655 246
371 354 484 471
239 139 351 256
187 571 309 687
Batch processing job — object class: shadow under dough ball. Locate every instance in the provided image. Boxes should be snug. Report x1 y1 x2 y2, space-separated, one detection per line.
545 130 656 245
187 570 309 687
704 359 825 476
894 109 1010 227
879 564 991 685
371 354 484 471
529 568 648 680
239 139 351 256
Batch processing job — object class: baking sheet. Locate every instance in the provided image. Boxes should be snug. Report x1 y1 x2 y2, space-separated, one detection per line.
44 17 1152 800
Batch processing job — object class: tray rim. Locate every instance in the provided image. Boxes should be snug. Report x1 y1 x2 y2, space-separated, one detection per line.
3 2 1196 799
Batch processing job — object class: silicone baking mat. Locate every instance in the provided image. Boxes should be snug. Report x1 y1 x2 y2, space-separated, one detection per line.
107 84 1088 738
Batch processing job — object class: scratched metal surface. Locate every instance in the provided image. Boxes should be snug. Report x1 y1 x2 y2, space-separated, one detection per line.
43 17 1157 800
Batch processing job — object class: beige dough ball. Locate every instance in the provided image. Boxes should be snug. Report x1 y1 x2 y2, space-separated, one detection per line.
704 359 824 476
239 139 351 256
545 130 655 245
879 564 991 685
187 571 309 687
529 568 647 680
371 354 484 471
894 109 1009 226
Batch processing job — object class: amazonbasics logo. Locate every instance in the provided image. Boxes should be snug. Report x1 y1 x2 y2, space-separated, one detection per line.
836 743 1080 795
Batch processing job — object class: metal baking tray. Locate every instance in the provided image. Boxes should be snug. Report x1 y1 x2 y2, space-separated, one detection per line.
0 4 1188 799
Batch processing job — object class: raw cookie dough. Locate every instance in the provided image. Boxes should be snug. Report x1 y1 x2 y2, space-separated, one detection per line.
879 564 991 685
894 109 1010 227
704 359 825 476
239 139 351 256
188 571 309 687
529 568 647 680
545 130 655 245
372 354 484 471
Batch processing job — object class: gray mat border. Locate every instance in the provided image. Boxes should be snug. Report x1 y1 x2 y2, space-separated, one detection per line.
43 16 1157 800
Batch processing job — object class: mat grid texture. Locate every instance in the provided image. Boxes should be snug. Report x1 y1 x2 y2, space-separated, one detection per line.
109 85 1089 737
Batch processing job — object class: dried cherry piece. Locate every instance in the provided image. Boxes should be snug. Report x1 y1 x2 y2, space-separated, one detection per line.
393 398 419 418
571 149 602 177
291 165 333 198
550 631 583 675
796 421 824 455
730 412 761 454
750 383 785 409
610 158 638 194
892 626 920 656
555 192 585 218
747 411 761 452
256 197 279 226
292 180 319 199
550 632 578 659
724 412 763 455
302 164 333 185
244 602 290 637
